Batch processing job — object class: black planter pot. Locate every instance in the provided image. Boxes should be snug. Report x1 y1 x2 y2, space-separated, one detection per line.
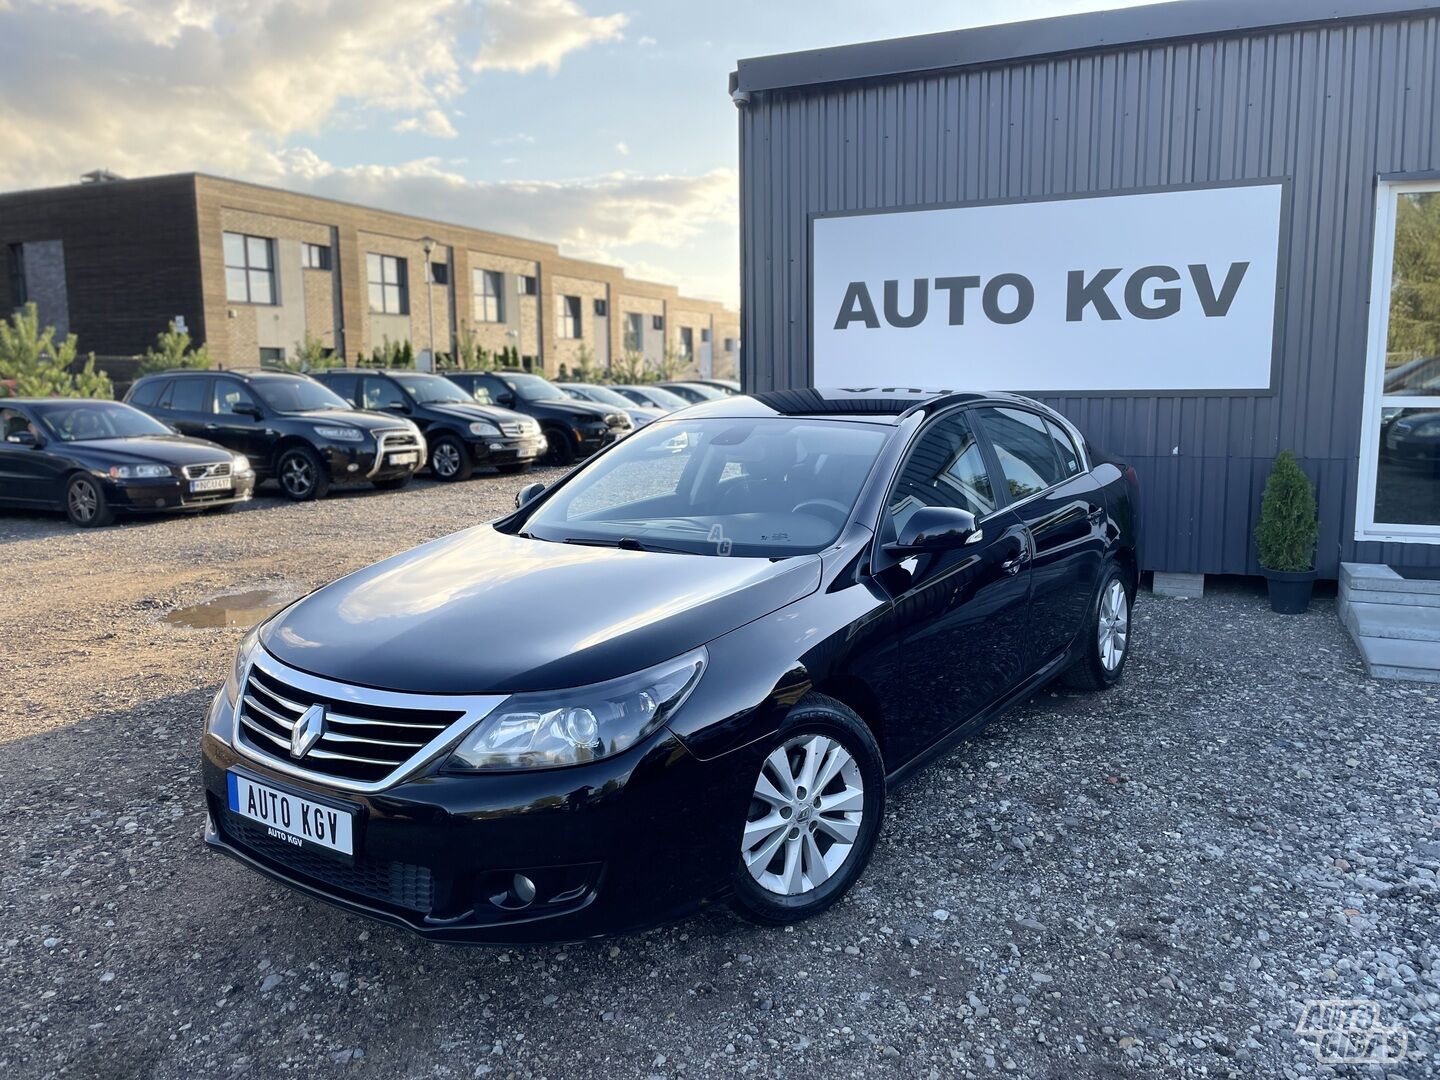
1264 568 1317 614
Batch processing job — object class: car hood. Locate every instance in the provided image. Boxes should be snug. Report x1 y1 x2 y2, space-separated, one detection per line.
260 525 821 694
281 408 407 431
63 435 235 466
529 398 607 421
424 402 532 425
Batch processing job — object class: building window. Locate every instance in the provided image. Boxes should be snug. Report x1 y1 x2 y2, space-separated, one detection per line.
652 314 664 331
518 274 538 296
520 354 537 372
593 298 608 317
700 328 711 343
1357 180 1440 541
473 269 504 323
723 337 736 352
679 327 694 359
258 347 286 368
6 243 25 307
367 253 408 314
625 312 643 351
301 243 331 270
224 232 276 305
558 295 582 339
430 262 449 286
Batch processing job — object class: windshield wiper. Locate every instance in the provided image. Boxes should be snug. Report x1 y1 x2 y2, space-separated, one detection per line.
561 536 695 555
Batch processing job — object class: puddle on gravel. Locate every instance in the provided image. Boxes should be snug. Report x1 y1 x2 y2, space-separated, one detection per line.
165 589 287 629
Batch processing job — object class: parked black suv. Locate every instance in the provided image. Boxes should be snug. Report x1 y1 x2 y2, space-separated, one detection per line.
444 371 631 465
314 370 543 482
126 370 425 500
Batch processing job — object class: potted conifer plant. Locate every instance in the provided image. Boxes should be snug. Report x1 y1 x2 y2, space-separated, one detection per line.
1255 450 1319 614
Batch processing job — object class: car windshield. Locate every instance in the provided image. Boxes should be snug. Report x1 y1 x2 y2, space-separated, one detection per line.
252 377 351 413
521 417 889 557
395 374 473 405
502 373 567 402
669 383 727 401
563 384 632 408
619 385 688 410
33 401 174 441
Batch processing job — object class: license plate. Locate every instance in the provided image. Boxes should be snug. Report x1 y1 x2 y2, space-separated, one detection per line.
190 476 232 493
388 451 419 465
227 772 355 856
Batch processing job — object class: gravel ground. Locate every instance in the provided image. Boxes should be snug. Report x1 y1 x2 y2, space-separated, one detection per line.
1 475 1437 1079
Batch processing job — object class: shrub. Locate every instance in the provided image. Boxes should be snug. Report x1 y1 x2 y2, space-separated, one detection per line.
294 331 341 372
0 303 113 399
139 320 211 375
1255 450 1318 572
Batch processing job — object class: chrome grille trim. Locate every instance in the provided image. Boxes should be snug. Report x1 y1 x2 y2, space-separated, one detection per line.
231 649 504 794
183 461 233 480
499 421 526 437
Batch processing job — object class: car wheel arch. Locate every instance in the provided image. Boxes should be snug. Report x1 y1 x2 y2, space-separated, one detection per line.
271 435 320 474
807 675 887 764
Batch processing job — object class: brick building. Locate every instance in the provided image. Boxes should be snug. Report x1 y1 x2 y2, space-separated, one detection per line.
0 172 740 378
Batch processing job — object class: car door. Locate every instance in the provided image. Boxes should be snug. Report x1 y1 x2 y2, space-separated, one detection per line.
159 376 213 438
0 406 63 505
208 377 268 465
973 405 1106 671
873 408 1033 765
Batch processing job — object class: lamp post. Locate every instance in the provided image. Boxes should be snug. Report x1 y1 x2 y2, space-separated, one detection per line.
421 236 437 371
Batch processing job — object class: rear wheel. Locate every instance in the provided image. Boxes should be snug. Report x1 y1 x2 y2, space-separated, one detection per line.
277 446 330 501
429 435 473 482
65 474 114 528
730 695 885 926
1064 564 1132 690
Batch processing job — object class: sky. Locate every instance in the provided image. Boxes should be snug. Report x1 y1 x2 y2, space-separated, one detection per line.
0 0 1165 308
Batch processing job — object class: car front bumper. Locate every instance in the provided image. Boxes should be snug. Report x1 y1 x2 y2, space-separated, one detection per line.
107 473 256 511
200 690 754 944
318 437 426 484
470 434 545 467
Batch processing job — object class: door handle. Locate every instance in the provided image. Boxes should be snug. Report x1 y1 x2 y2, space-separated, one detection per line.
204 423 218 430
1087 504 1104 525
1001 547 1027 575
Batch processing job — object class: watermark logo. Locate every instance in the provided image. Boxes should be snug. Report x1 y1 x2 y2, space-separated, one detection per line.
707 524 732 557
1296 999 1408 1065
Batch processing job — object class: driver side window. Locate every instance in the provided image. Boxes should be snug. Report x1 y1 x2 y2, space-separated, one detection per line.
889 412 998 535
2 408 36 442
362 377 405 411
213 379 259 416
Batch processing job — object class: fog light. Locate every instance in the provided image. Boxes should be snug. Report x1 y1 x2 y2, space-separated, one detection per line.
490 873 537 910
347 463 359 473
489 442 504 450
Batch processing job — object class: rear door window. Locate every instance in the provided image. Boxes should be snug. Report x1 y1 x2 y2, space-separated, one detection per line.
128 379 163 407
166 378 210 414
324 374 358 405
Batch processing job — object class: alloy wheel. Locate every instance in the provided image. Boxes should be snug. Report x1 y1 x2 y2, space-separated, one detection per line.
433 442 462 478
68 480 98 522
743 734 865 896
282 456 314 497
1098 578 1129 671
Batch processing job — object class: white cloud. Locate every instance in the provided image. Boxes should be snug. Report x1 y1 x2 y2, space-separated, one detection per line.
615 141 630 156
471 0 627 74
394 109 459 138
490 132 536 147
637 35 657 47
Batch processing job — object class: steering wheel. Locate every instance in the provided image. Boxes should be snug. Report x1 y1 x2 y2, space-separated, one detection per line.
790 499 849 528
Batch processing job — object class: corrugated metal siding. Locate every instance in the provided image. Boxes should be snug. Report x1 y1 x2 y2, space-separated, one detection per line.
739 12 1440 576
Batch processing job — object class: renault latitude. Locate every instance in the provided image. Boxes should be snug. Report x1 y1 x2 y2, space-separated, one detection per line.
202 388 1140 941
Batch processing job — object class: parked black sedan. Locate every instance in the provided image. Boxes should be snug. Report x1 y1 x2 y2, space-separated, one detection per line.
0 399 255 527
444 371 631 465
201 388 1138 942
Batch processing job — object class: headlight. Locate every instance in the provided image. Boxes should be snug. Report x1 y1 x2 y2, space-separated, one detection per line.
108 463 172 479
468 420 500 436
444 648 706 772
313 426 364 442
220 624 262 710
231 454 254 475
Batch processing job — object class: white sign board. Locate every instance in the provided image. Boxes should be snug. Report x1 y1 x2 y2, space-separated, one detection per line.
811 184 1284 392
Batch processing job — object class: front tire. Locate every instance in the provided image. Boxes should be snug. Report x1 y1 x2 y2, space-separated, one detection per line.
277 446 330 502
65 474 114 528
1064 563 1132 690
543 428 576 467
730 694 885 926
429 435 473 482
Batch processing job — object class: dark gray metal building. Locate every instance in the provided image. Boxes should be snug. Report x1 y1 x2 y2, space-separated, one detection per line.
731 0 1440 579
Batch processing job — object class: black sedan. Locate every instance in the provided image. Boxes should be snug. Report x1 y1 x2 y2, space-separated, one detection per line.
201 388 1139 942
0 399 255 527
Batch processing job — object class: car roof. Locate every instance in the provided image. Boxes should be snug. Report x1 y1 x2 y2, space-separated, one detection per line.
670 387 1046 424
3 397 134 407
143 368 308 380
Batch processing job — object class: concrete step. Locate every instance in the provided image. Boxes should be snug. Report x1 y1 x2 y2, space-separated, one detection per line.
1356 634 1440 673
1343 601 1440 642
1365 663 1440 685
1339 581 1440 609
1341 562 1440 595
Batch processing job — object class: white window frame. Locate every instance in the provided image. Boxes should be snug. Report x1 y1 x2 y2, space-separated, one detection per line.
1355 178 1440 545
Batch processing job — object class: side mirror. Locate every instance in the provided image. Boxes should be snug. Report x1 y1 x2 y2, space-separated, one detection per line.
884 506 981 554
496 392 516 407
386 401 410 413
5 431 38 447
515 481 546 509
235 404 262 419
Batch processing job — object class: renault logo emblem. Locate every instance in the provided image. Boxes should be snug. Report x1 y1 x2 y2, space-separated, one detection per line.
290 704 326 759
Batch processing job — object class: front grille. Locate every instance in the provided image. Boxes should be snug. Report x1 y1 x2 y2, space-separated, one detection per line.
183 461 232 480
499 421 527 438
236 664 465 785
220 813 434 913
